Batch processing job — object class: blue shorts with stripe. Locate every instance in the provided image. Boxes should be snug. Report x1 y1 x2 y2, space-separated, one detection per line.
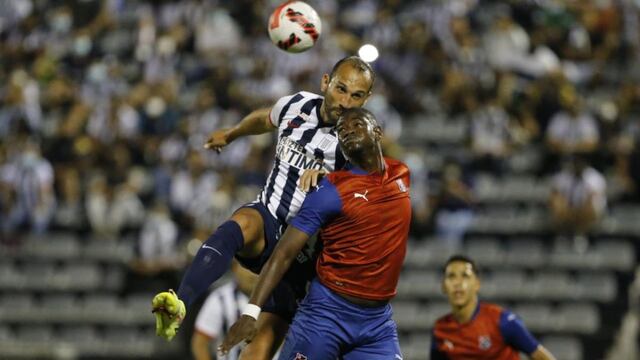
234 201 317 323
278 279 403 360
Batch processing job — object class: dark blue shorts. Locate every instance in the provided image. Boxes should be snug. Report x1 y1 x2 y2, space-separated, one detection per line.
234 201 317 322
278 279 402 359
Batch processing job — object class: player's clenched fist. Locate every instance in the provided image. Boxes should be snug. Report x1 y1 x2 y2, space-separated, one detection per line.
204 129 231 153
218 315 258 355
151 289 186 341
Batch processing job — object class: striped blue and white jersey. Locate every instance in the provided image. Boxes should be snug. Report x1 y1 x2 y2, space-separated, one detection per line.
258 91 346 225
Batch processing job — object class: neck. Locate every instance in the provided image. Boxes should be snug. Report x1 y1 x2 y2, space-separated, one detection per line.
452 296 478 323
349 146 385 174
320 104 334 125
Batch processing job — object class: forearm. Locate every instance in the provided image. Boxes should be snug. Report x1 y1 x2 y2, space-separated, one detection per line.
249 227 309 307
250 246 298 307
191 332 213 360
226 108 273 142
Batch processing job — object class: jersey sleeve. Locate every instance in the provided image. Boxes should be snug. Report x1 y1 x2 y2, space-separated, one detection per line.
430 331 449 360
194 292 223 339
289 178 342 236
499 310 540 355
269 93 297 127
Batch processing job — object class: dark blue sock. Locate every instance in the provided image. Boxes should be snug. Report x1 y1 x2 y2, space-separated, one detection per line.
177 221 245 307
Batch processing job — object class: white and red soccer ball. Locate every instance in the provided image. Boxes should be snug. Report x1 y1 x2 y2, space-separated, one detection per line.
268 1 322 53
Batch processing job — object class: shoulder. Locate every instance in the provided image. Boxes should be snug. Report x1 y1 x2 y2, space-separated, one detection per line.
386 157 410 174
480 302 505 317
434 313 454 328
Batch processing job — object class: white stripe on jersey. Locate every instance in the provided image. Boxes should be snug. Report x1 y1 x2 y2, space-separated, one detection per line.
260 91 344 224
195 282 247 360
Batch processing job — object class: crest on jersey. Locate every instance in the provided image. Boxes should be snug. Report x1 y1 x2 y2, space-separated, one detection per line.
478 335 492 350
294 353 308 360
396 179 407 192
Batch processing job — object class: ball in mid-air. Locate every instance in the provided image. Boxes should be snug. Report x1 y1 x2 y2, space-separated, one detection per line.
268 1 321 53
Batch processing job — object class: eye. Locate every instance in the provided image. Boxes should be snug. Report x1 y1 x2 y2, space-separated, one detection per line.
337 86 346 93
352 94 363 100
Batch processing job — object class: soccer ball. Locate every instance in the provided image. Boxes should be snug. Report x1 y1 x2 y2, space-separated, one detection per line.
268 1 322 53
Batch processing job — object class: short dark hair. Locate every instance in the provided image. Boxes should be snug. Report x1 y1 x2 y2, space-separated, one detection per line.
443 254 480 277
338 108 378 127
330 56 375 92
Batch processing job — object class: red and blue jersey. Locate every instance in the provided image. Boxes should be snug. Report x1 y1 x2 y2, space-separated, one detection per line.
431 302 540 360
290 157 411 301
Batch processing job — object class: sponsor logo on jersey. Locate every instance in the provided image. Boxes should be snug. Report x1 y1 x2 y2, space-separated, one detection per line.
396 179 407 192
478 335 492 350
275 137 324 170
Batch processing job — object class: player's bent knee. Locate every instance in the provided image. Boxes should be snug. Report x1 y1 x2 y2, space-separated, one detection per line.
231 208 265 254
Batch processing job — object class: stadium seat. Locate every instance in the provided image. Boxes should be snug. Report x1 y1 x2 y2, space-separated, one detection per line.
22 233 80 259
505 237 545 268
397 270 441 299
482 270 528 299
514 303 554 332
83 238 135 263
542 335 583 360
392 302 432 331
58 325 100 344
594 240 635 271
576 272 617 302
531 272 577 300
464 237 505 266
556 303 600 334
15 325 53 343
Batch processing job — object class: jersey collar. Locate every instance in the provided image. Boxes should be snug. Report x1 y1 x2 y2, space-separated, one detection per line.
344 162 369 175
344 158 389 178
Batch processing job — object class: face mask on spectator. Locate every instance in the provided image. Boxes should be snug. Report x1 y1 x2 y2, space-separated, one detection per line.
51 13 72 33
73 36 92 57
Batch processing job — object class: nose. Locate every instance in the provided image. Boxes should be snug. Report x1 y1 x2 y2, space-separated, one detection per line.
338 124 354 140
336 93 353 109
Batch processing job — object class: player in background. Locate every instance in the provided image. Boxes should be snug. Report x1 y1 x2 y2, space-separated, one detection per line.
219 108 411 360
152 56 375 359
191 260 259 360
431 255 556 360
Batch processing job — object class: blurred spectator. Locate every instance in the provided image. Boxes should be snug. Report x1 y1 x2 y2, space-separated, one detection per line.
169 149 218 228
545 87 599 171
549 155 606 247
467 89 515 176
430 159 475 249
86 173 145 236
483 7 559 77
52 167 85 231
131 200 182 274
0 138 55 235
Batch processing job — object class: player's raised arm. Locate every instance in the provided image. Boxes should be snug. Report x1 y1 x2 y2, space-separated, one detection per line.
204 107 274 152
218 226 310 354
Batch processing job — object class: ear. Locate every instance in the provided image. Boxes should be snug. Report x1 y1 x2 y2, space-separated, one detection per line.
320 74 330 93
441 281 447 295
373 126 383 142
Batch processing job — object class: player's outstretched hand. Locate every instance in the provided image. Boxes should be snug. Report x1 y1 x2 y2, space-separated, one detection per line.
204 129 231 153
298 169 328 192
217 315 258 356
151 289 186 341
